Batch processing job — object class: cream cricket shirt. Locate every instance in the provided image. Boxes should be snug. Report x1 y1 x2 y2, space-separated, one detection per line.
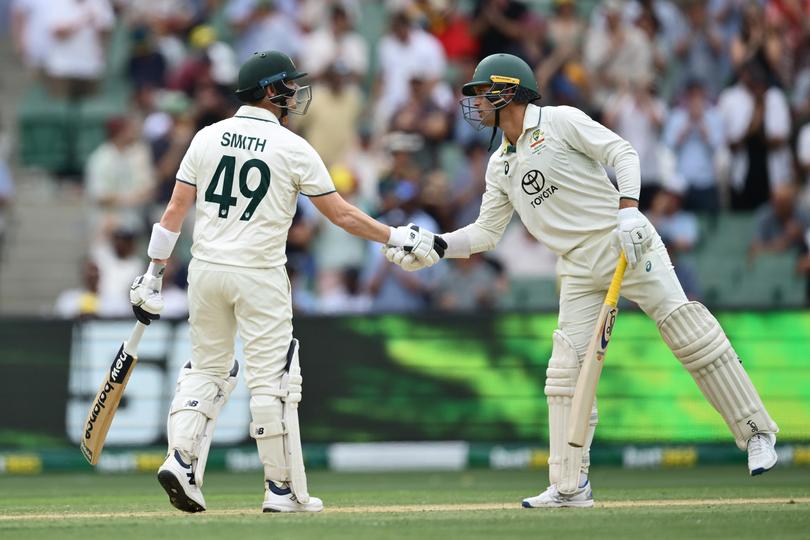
177 106 335 268
473 104 640 256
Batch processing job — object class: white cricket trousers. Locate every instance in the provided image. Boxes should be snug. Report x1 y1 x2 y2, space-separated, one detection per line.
187 258 293 390
557 231 687 362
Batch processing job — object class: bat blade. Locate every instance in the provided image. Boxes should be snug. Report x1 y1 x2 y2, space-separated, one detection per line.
567 254 627 448
80 344 138 464
567 303 618 448
80 322 145 465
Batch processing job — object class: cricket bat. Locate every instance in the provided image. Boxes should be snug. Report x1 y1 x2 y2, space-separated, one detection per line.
80 321 146 465
568 253 627 448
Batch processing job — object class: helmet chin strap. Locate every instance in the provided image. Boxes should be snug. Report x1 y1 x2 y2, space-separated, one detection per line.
487 108 500 152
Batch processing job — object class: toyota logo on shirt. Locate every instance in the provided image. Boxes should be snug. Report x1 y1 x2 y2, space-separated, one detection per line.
521 170 545 195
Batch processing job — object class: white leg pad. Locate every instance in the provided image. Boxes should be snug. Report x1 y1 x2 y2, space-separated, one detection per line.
545 329 586 494
167 360 238 486
658 302 778 450
250 388 289 482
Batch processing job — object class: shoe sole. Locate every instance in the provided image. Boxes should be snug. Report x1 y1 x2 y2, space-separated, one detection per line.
750 455 778 476
262 505 323 513
157 469 205 513
522 500 594 509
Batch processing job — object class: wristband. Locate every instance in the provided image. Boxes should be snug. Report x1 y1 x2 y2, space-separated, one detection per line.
147 223 180 260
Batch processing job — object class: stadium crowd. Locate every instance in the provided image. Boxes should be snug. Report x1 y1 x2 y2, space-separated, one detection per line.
7 0 810 317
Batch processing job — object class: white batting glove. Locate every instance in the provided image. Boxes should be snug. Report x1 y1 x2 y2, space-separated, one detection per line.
615 207 654 268
387 224 448 266
282 363 303 404
129 263 165 325
382 245 431 271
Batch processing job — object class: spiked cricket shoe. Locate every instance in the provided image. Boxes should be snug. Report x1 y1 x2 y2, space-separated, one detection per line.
157 450 206 513
522 481 594 508
748 433 777 476
262 481 323 513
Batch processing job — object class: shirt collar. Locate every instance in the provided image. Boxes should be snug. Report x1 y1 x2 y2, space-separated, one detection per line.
499 104 542 155
234 105 280 124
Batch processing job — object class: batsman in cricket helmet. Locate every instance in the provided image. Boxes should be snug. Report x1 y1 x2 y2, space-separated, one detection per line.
460 53 541 148
235 50 312 119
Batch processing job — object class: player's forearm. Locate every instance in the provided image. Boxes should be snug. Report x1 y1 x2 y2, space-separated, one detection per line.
334 205 391 244
613 143 641 201
442 223 501 258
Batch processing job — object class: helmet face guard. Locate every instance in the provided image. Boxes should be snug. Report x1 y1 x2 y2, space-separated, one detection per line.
264 78 312 115
460 78 519 131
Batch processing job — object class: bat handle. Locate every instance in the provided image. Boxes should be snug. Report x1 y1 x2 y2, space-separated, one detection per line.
124 322 147 355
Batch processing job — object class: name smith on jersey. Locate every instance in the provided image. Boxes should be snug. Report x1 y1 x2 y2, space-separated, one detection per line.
221 131 267 152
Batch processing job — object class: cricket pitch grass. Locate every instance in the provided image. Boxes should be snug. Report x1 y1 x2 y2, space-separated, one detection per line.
1 466 809 540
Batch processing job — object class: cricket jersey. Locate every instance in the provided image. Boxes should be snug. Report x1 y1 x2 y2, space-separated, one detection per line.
473 104 640 256
177 106 335 268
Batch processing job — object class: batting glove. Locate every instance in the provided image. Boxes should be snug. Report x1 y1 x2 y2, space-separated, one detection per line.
130 263 165 325
387 224 447 267
282 363 303 404
615 207 654 268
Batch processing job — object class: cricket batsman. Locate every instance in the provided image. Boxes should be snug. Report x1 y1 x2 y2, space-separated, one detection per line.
128 50 445 513
385 53 778 508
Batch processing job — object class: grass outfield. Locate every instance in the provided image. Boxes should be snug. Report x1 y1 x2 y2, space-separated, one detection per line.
1 467 809 540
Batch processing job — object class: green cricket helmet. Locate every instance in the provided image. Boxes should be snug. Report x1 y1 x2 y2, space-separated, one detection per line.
235 50 312 115
460 53 541 132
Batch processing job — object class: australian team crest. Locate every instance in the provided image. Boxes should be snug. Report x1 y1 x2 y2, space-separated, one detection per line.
530 129 545 152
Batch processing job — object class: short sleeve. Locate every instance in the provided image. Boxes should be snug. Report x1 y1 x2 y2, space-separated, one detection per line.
296 143 336 197
176 129 206 186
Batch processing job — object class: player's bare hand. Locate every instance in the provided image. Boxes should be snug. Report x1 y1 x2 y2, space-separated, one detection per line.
615 207 654 268
130 267 165 325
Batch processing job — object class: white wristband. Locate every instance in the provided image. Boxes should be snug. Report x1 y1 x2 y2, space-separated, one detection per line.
147 223 180 260
387 226 410 247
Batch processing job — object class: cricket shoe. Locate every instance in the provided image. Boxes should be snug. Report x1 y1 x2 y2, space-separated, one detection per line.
748 433 777 476
262 481 323 513
157 450 206 513
522 481 594 509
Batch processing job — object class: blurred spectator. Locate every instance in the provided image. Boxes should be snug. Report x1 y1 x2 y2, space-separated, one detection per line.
90 224 143 317
53 260 100 319
160 259 189 319
374 9 448 133
299 4 368 81
494 222 558 278
647 177 702 299
377 134 424 216
603 78 667 209
673 0 728 98
85 117 156 239
288 263 318 314
584 0 653 113
0 158 14 253
470 0 532 60
750 183 810 259
662 79 725 212
11 0 51 75
292 62 362 168
127 25 167 90
729 1 782 85
449 141 488 229
798 120 810 210
227 0 302 63
390 69 453 168
44 0 114 99
317 268 372 314
286 199 319 286
533 0 588 107
425 0 479 61
169 25 238 96
622 0 687 53
718 62 792 210
341 127 384 209
435 254 506 311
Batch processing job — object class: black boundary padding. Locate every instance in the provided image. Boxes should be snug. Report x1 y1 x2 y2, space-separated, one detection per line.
157 470 205 513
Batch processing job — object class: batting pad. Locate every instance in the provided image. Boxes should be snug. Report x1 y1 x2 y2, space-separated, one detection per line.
545 330 593 494
658 302 778 450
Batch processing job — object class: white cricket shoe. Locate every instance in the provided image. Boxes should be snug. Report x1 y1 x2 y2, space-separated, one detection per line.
748 433 777 476
262 481 324 513
522 481 594 509
157 450 206 513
